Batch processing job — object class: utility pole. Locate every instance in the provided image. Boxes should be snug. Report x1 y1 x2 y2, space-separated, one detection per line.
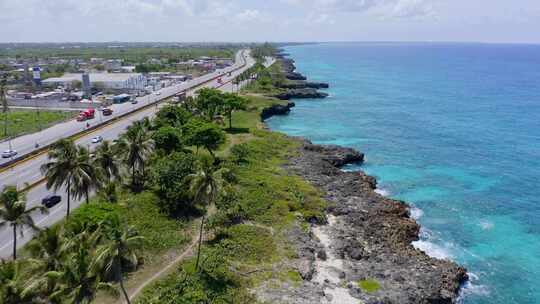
1 75 9 138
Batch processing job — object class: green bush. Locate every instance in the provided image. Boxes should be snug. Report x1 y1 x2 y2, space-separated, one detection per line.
358 279 381 293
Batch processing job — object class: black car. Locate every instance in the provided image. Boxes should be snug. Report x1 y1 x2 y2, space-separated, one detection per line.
42 195 61 208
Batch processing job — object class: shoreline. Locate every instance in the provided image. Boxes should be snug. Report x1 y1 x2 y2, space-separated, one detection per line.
258 53 468 303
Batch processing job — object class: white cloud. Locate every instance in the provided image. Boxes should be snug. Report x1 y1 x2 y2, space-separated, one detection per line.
235 9 261 21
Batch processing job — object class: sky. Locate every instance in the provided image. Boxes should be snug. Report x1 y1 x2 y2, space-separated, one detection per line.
0 0 539 43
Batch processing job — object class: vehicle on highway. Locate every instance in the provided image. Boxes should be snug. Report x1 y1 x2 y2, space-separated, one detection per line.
1 150 17 158
77 108 95 121
41 195 61 208
102 108 113 116
91 135 103 143
131 99 138 104
155 91 161 96
113 94 131 104
217 77 223 84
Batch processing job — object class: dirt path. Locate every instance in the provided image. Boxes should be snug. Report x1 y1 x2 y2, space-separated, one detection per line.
127 235 199 302
128 205 217 303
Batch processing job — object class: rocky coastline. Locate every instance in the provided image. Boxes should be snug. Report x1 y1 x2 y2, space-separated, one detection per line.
271 53 329 100
256 52 468 303
256 135 468 304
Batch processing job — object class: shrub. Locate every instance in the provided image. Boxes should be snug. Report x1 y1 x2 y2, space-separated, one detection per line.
358 279 381 293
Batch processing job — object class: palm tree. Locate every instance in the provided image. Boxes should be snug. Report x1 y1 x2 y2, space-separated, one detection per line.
0 260 42 303
48 241 118 304
115 120 154 192
0 186 48 260
71 146 99 205
25 226 65 299
93 140 121 182
92 218 143 304
187 157 228 270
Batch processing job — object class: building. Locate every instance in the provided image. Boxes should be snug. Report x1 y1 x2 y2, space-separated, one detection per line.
42 73 147 90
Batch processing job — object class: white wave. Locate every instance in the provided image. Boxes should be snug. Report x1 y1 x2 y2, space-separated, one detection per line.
375 188 390 197
412 240 453 260
458 272 490 302
409 206 424 220
478 220 494 231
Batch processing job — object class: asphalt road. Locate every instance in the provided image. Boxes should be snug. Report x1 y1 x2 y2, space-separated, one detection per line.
0 49 258 258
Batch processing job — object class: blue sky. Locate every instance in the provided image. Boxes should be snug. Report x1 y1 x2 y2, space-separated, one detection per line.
1 0 539 43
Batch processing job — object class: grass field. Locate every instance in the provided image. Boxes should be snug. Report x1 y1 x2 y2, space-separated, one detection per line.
0 109 76 141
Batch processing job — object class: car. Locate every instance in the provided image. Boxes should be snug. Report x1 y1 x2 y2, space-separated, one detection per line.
102 108 113 116
131 99 138 104
91 135 103 143
41 195 61 208
1 150 17 158
155 91 161 96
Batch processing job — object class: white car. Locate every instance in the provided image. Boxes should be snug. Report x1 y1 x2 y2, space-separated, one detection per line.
154 91 161 96
91 136 103 144
1 150 17 158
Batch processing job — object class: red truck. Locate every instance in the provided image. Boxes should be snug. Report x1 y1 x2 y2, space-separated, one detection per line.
77 108 95 122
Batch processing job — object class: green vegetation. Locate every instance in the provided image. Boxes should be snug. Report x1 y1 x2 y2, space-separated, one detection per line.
241 60 288 95
358 279 381 293
0 47 234 63
0 109 75 140
1 63 328 303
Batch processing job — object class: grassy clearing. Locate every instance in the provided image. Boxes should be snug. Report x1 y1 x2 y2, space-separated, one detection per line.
0 109 75 140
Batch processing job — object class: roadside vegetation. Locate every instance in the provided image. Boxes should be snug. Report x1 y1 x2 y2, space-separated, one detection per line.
0 56 325 303
0 109 76 141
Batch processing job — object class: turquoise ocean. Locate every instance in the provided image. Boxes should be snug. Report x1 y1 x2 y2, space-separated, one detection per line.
267 43 540 304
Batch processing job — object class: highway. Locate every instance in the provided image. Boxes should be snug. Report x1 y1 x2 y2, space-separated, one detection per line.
0 49 258 258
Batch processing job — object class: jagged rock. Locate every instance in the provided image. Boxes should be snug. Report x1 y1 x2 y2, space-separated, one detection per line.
304 142 364 167
279 138 468 304
297 259 315 281
317 249 327 261
286 72 307 81
260 102 295 121
274 88 328 100
279 81 330 89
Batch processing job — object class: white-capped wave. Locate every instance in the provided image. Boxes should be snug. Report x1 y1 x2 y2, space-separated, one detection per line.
413 240 453 260
458 272 490 302
375 188 390 196
409 206 424 220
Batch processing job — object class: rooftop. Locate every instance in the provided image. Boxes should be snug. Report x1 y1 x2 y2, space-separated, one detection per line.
43 73 143 83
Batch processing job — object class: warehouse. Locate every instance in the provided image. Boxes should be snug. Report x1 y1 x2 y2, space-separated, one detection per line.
42 73 147 90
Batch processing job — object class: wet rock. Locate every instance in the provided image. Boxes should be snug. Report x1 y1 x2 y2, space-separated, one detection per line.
260 102 295 121
274 88 328 100
317 249 328 261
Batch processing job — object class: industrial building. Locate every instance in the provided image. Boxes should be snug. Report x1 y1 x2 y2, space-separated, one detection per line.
42 73 147 90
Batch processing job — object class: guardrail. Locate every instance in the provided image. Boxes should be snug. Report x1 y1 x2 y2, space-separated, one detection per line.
0 50 249 176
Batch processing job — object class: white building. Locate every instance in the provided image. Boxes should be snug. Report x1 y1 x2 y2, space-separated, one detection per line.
43 73 147 90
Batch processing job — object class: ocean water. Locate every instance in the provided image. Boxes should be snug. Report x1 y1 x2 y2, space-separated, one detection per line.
267 42 540 304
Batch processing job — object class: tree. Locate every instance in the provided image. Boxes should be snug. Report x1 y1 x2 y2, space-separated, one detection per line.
222 93 247 130
0 260 42 303
152 126 184 154
47 233 118 304
0 186 48 260
195 88 224 121
71 146 99 205
187 156 228 270
93 140 121 183
154 105 192 129
41 140 97 217
151 152 196 216
184 118 226 158
115 120 154 192
92 218 143 304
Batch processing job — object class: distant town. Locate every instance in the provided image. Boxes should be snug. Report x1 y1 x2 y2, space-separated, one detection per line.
0 42 247 111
